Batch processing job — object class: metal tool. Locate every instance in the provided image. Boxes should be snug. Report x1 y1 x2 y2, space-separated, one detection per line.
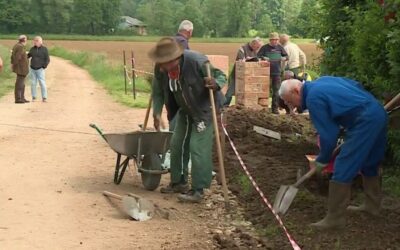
273 167 317 215
103 191 154 221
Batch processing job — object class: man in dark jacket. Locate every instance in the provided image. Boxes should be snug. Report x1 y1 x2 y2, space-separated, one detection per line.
150 37 227 202
28 36 50 102
224 37 263 106
11 35 29 104
257 32 288 114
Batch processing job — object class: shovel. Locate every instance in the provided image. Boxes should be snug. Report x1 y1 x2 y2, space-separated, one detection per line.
103 191 154 221
273 167 317 215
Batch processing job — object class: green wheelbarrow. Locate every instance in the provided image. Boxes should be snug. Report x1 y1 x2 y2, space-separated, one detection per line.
90 124 172 191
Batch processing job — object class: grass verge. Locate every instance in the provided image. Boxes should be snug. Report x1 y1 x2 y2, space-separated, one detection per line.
48 46 151 108
0 45 15 97
0 34 315 44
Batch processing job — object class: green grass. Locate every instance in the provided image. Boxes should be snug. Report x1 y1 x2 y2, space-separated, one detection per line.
235 173 253 195
0 45 15 97
49 46 151 108
383 169 400 197
0 34 315 44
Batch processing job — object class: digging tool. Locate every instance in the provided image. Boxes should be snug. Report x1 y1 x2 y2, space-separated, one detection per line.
206 63 230 209
103 191 154 221
143 96 152 131
273 167 317 215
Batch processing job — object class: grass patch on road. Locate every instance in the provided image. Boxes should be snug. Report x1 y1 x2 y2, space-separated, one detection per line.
0 34 315 44
49 46 151 108
0 45 15 98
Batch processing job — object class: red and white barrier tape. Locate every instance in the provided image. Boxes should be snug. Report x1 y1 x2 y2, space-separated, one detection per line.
221 116 301 250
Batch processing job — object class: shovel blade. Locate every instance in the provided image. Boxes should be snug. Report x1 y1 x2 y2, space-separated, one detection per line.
277 186 299 215
273 185 289 212
122 196 153 221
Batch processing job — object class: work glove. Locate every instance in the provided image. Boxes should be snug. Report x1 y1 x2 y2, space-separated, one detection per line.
204 77 219 91
153 115 161 131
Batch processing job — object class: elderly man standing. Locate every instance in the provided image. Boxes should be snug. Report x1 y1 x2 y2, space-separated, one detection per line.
257 32 288 114
150 37 227 202
279 77 387 230
11 35 30 104
175 20 193 50
280 34 307 78
28 36 50 102
224 37 263 106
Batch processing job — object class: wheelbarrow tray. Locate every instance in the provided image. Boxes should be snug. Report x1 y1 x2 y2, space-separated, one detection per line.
104 131 173 157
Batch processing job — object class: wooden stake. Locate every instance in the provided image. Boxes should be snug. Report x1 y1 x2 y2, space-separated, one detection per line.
131 51 136 99
123 50 127 94
206 63 230 209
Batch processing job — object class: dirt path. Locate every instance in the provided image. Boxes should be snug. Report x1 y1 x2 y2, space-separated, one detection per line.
0 57 216 250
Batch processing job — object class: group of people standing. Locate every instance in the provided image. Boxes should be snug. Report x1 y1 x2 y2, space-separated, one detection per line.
10 35 50 104
225 32 307 114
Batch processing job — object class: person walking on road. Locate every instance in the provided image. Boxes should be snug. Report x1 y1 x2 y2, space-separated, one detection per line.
279 77 387 230
11 35 30 104
150 37 227 203
28 36 50 102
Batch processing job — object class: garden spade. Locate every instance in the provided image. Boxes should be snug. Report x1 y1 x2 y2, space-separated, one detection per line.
273 167 317 215
103 191 154 221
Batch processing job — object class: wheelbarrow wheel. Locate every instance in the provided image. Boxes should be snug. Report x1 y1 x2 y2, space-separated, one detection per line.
141 154 162 191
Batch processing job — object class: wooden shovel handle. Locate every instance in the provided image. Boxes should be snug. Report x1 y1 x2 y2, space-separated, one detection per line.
103 191 122 200
293 167 317 187
384 92 400 111
206 63 230 208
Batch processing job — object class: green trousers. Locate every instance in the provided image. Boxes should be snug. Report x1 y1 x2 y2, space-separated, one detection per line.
170 111 214 190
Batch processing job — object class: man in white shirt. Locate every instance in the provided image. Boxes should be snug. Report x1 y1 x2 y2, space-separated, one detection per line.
280 34 306 78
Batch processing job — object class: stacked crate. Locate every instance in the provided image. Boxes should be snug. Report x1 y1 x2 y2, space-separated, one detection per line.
235 61 270 108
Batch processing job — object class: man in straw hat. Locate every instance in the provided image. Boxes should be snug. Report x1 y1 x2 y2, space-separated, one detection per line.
150 37 227 203
257 32 289 114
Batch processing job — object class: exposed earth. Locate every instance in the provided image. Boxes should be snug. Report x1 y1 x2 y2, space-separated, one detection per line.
224 106 400 250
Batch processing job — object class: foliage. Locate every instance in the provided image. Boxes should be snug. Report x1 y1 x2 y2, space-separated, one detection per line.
49 46 150 108
315 0 400 168
0 45 15 97
0 0 318 38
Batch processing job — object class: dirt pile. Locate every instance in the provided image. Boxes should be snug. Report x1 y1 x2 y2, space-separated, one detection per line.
223 106 400 249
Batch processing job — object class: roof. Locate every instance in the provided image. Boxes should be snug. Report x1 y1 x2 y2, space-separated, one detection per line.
120 16 147 27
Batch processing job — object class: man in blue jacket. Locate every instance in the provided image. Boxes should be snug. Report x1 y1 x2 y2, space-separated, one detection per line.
279 77 387 230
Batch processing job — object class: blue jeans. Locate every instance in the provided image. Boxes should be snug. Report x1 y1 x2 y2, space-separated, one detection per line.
30 68 47 99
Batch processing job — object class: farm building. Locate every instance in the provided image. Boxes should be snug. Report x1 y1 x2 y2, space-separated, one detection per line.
118 16 147 35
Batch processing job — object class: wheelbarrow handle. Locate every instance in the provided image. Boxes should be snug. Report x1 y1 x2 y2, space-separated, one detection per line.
89 123 107 141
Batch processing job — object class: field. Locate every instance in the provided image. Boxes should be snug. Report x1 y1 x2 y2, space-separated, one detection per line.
0 39 321 73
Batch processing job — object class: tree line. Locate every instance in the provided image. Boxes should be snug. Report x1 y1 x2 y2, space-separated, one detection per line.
0 0 319 38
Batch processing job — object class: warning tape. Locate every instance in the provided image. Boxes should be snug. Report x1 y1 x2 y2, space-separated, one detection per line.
221 115 301 250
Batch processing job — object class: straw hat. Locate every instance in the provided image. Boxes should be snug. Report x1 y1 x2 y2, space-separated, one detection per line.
148 37 184 63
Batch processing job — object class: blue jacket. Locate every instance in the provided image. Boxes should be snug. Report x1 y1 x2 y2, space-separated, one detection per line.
301 76 380 163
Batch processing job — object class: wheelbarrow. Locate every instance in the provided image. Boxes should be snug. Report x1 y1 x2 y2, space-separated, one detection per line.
90 124 173 191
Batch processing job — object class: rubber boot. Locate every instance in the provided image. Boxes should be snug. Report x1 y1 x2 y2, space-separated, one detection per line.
310 180 351 230
347 176 381 216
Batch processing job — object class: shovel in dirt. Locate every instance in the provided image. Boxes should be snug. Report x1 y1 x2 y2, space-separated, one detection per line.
273 167 317 215
103 191 155 221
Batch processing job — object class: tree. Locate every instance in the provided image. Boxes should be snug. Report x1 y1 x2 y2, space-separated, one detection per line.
71 0 103 34
225 0 251 37
256 14 275 37
202 0 228 37
101 0 122 33
264 0 285 31
0 0 32 33
176 0 206 37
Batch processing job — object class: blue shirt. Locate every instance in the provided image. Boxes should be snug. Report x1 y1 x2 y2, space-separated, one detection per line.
301 76 378 163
